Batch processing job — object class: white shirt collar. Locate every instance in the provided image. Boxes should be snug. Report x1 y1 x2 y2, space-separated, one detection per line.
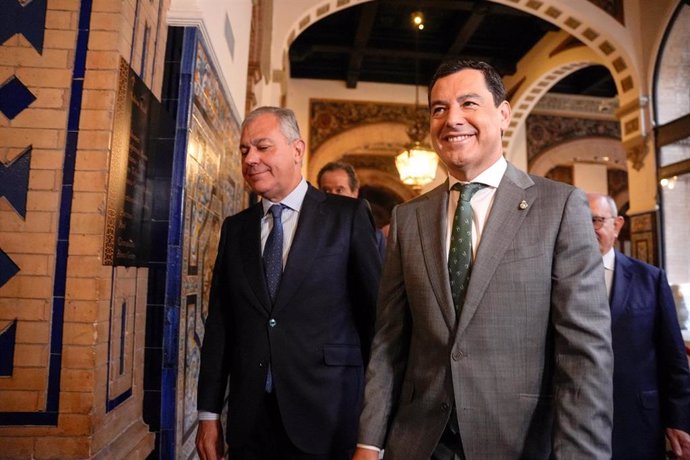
261 178 308 214
447 156 507 190
602 247 616 271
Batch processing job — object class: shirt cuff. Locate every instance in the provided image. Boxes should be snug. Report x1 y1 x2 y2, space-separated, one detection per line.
357 443 382 452
198 411 220 421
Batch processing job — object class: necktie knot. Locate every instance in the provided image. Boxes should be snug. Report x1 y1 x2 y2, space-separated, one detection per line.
452 182 486 202
269 203 284 220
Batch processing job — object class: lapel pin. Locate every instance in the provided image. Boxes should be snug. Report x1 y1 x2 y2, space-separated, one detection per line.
519 200 529 210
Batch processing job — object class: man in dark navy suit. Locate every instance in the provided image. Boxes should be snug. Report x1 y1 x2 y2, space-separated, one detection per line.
588 193 690 460
195 106 381 460
317 161 387 260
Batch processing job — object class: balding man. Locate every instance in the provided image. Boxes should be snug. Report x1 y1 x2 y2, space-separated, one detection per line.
588 192 690 460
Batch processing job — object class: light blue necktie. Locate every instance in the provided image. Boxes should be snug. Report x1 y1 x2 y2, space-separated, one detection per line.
448 183 486 312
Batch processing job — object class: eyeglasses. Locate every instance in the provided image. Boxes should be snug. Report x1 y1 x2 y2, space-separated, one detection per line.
591 216 615 230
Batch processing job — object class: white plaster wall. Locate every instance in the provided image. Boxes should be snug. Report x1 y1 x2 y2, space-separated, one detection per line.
168 0 253 118
573 163 608 194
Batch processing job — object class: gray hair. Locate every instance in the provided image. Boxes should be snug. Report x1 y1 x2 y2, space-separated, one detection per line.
241 106 301 142
602 194 619 217
589 192 619 217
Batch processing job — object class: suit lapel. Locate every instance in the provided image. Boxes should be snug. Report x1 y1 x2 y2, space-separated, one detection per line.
241 203 273 313
456 164 534 338
271 186 326 314
417 182 457 330
610 251 632 324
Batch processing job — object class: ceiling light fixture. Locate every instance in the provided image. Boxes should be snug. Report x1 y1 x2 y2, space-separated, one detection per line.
395 11 438 190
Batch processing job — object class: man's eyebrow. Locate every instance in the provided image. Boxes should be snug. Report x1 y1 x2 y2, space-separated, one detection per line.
456 92 482 102
429 92 483 106
241 137 273 147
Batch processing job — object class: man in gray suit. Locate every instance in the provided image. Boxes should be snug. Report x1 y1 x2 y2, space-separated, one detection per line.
353 60 613 459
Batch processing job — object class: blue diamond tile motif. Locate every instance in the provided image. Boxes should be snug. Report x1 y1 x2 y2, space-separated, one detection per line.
0 249 19 288
0 76 36 120
0 146 31 218
0 0 47 53
0 320 18 376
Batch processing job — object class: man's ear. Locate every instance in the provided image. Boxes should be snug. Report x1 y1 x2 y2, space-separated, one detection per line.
613 215 625 237
293 139 306 163
499 100 511 131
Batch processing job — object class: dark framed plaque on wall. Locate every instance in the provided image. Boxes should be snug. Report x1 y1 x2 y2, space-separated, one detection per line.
103 58 162 266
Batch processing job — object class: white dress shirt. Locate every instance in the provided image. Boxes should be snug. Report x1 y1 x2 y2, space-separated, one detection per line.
260 178 308 266
602 247 615 299
446 156 507 260
198 178 308 422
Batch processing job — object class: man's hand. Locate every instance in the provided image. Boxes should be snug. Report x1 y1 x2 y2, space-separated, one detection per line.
196 419 225 460
667 427 690 460
352 446 381 460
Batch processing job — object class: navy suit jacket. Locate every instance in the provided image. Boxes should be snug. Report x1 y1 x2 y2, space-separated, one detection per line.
197 185 381 454
610 251 690 460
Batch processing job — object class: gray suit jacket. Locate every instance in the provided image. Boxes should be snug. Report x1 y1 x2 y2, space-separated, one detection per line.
358 163 613 459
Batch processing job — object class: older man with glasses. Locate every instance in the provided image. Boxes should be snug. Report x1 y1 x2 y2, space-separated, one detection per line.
587 192 690 460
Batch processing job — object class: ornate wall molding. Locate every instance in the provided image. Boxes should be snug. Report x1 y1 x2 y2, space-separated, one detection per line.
526 114 621 162
310 99 422 153
623 135 649 171
531 93 618 120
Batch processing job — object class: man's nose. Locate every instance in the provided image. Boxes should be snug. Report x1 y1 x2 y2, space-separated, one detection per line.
445 105 466 126
243 147 259 164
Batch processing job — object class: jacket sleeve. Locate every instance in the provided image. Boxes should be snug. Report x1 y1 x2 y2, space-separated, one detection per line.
357 204 411 448
348 198 383 364
550 188 614 459
656 269 690 432
197 217 233 413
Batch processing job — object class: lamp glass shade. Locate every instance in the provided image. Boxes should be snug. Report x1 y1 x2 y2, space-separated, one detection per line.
395 143 439 187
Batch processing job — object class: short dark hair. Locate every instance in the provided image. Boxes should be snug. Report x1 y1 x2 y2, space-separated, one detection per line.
428 59 506 107
317 161 360 192
242 106 301 142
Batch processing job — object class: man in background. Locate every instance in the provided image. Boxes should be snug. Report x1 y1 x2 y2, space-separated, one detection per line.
318 161 386 259
588 192 690 460
196 106 381 460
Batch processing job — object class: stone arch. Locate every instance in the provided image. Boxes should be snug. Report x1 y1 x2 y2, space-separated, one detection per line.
503 31 611 159
308 121 411 182
276 0 641 106
308 121 421 206
276 0 646 170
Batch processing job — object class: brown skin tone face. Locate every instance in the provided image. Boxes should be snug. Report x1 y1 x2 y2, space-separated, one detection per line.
429 69 511 181
240 113 305 202
318 169 358 198
587 193 624 255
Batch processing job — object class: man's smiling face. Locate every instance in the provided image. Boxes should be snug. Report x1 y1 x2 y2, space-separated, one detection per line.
240 113 304 202
429 68 511 181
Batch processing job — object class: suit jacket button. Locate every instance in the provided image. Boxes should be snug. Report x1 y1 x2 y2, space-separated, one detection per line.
441 402 450 412
268 318 277 327
452 351 463 361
